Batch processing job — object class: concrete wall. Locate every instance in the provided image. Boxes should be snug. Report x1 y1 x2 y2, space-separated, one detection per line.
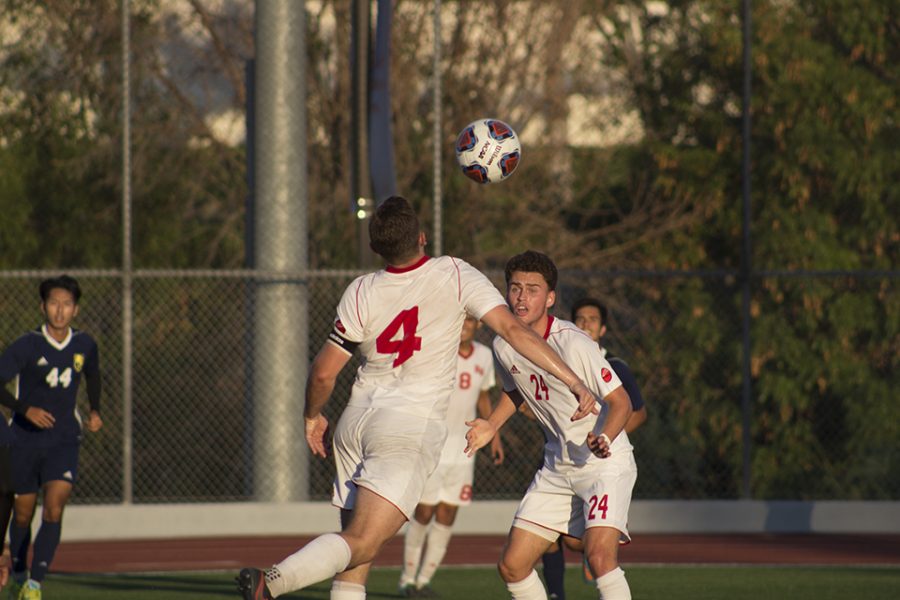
56 500 900 541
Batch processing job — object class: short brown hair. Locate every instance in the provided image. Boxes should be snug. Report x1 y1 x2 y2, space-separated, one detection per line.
369 196 421 264
504 250 558 291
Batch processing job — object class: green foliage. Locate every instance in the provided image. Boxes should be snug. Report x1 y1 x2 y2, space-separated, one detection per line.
0 0 895 500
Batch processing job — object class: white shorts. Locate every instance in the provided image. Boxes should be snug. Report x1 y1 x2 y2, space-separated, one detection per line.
419 460 476 506
513 451 637 543
332 405 446 520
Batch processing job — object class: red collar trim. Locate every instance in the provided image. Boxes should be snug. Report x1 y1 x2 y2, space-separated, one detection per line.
543 316 554 340
458 344 475 359
386 255 430 274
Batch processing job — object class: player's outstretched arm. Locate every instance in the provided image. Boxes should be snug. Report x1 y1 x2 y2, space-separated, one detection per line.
303 342 352 458
587 386 632 459
465 389 520 457
481 306 596 420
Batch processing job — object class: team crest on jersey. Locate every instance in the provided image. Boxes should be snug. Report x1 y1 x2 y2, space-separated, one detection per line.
475 365 484 375
601 367 612 382
73 353 85 372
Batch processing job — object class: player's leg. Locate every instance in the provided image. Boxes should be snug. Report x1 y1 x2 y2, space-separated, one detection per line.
265 487 407 597
8 493 36 593
541 540 566 600
399 502 435 593
331 508 372 600
28 479 72 587
583 527 629 600
9 444 44 590
499 524 555 600
578 453 636 600
559 534 592 583
0 445 15 593
27 442 78 590
9 445 41 590
414 501 459 593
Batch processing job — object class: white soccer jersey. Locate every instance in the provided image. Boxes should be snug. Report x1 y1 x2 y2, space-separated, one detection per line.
440 340 495 464
493 316 633 468
331 255 506 418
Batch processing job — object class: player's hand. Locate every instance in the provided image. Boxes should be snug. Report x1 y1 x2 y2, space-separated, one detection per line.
490 434 505 465
86 410 103 432
586 431 611 459
569 381 599 421
305 414 331 458
24 407 55 429
464 418 496 458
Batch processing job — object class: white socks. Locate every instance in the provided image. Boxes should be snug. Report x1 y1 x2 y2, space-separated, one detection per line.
506 569 548 600
416 522 453 587
331 580 366 599
400 520 429 586
596 566 631 600
267 533 352 597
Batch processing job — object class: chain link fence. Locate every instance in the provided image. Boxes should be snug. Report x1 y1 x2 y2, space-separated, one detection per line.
2 269 896 504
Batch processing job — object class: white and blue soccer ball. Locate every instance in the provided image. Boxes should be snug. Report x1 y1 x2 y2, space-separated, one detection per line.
455 118 522 184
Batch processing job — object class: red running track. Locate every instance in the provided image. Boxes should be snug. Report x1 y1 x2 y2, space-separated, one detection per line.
51 534 900 574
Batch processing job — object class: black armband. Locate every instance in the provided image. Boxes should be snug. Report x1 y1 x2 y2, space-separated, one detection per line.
327 328 360 355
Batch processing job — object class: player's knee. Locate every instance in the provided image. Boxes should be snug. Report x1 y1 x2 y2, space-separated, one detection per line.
414 504 435 524
497 556 527 583
585 551 617 578
41 506 64 522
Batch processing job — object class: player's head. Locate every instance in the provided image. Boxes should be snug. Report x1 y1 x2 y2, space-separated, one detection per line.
39 275 81 331
571 297 607 343
369 196 425 265
504 250 557 329
460 313 479 346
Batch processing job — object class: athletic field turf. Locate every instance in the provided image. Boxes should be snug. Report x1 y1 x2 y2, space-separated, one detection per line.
39 565 900 599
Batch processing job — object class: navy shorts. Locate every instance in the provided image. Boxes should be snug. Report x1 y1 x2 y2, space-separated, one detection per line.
11 444 80 493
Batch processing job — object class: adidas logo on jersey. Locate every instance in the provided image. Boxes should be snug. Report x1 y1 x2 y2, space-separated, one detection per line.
509 365 521 374
63 470 74 481
37 357 49 366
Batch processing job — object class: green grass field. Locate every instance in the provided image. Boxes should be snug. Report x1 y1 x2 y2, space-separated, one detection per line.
38 565 900 599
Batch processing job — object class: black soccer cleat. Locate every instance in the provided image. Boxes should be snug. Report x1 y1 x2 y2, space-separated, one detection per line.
236 567 274 600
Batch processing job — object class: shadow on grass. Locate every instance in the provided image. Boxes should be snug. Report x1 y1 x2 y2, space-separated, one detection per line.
51 573 410 599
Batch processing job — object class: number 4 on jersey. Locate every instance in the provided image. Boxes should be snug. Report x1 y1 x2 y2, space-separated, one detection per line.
376 307 422 367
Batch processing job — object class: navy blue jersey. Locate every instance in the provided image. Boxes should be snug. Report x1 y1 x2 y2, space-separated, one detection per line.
0 325 100 447
605 352 645 411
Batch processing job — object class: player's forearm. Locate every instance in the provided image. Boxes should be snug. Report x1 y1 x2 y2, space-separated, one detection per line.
304 376 335 420
486 392 519 432
0 383 30 415
85 370 102 413
601 388 633 441
503 322 582 390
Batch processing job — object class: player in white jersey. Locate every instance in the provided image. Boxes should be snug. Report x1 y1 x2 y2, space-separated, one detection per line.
237 197 597 600
465 250 637 600
398 314 504 597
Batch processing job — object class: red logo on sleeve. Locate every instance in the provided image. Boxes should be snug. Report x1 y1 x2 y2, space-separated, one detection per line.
601 368 612 382
335 319 346 333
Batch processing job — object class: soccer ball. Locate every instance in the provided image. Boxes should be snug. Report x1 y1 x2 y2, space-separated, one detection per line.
455 118 521 184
